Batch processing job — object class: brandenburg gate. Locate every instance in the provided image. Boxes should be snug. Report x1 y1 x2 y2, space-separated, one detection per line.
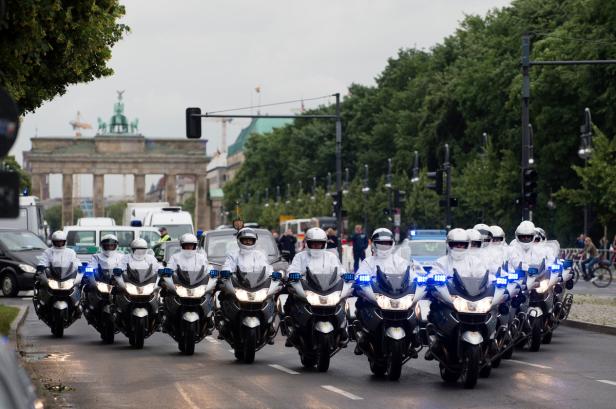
23 92 212 229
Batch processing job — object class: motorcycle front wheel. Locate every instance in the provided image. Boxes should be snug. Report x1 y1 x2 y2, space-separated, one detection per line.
387 339 404 381
51 309 65 338
131 317 146 349
242 327 257 363
101 318 115 344
181 321 197 356
316 333 332 372
460 344 480 389
529 316 543 352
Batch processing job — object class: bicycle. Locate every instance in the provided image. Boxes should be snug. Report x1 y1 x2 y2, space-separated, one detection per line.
571 258 613 288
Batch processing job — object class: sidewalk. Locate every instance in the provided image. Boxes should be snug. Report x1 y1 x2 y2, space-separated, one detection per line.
568 293 616 328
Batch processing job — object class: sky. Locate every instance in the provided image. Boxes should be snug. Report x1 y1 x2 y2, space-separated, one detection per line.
12 0 512 199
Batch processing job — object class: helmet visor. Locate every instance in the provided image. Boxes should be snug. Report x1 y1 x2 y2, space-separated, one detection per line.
470 241 482 248
374 240 393 248
52 240 66 248
181 243 197 250
239 237 256 246
492 237 504 243
448 241 469 250
517 234 534 243
102 241 118 251
307 240 326 249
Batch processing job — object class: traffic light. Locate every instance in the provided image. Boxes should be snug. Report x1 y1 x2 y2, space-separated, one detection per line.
395 190 407 207
427 169 443 195
331 191 341 217
186 107 202 139
523 168 538 208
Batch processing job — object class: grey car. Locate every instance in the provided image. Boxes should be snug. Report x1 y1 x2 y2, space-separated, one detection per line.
200 229 288 272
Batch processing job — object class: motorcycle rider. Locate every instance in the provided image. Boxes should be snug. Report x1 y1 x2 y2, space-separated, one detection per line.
85 234 124 286
466 229 484 256
122 238 160 271
37 230 82 280
357 228 418 279
489 225 509 270
435 228 490 279
167 233 209 272
507 221 547 273
223 228 273 275
285 227 346 345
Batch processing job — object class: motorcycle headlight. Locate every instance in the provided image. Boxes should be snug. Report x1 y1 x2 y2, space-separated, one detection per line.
125 282 156 296
48 278 75 290
19 264 36 273
375 293 414 311
305 291 341 307
235 288 268 303
452 296 493 313
175 284 207 298
536 279 550 294
96 281 112 293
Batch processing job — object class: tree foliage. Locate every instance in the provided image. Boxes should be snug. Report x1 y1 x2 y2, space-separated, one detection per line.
0 0 128 113
0 155 31 191
105 200 126 225
224 0 616 242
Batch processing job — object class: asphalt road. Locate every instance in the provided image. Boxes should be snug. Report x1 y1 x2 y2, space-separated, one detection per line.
571 279 616 297
5 295 616 409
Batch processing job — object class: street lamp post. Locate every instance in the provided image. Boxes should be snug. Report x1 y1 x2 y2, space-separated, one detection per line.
578 107 593 235
362 164 370 233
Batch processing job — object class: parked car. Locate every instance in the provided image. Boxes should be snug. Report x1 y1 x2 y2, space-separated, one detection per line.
0 229 47 297
200 228 288 271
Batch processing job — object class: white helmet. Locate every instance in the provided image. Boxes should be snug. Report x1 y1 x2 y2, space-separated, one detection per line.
489 225 505 246
51 231 67 249
305 227 327 256
237 228 258 252
100 234 119 256
371 228 395 257
179 233 198 257
534 227 546 243
473 223 492 247
515 220 536 251
466 229 483 249
447 228 469 261
130 238 148 261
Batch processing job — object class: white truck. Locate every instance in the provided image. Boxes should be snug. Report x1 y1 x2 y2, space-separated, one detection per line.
122 202 170 226
0 196 48 241
143 207 194 240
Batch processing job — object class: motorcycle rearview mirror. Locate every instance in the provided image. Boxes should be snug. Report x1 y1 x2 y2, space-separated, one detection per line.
112 268 123 277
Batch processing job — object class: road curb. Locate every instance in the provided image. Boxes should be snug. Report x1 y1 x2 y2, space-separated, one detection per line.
562 319 616 336
8 304 29 345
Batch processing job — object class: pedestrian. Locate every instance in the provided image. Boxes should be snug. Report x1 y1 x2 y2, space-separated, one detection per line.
581 236 599 281
350 224 369 272
278 228 297 262
326 227 339 257
271 229 280 248
159 227 171 242
599 236 609 259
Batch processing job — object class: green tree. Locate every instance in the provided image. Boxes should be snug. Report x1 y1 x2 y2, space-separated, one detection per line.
0 0 129 113
0 155 31 191
182 193 195 221
105 201 126 225
45 204 62 232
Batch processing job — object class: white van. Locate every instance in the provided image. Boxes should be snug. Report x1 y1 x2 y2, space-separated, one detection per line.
143 207 193 239
123 202 170 226
279 217 337 242
63 225 161 261
77 217 116 227
0 196 48 241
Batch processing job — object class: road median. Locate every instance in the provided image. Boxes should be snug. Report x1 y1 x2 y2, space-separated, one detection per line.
564 293 616 335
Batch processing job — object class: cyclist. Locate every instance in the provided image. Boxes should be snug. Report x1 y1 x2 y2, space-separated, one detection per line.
582 236 599 282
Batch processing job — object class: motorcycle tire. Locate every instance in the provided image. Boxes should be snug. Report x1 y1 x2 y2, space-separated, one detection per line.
316 333 332 373
461 344 481 389
132 317 146 349
542 330 553 344
387 340 404 381
234 348 244 361
51 309 65 338
242 327 257 364
370 360 387 377
439 363 460 383
491 356 501 369
502 345 514 359
300 353 316 368
181 322 197 356
529 317 543 352
101 320 115 344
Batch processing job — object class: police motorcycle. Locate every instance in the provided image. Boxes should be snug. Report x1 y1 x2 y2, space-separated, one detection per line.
350 265 427 381
111 245 162 349
425 269 509 389
526 259 565 350
496 263 528 360
33 260 82 338
281 267 354 372
216 267 283 363
81 265 119 344
158 266 218 355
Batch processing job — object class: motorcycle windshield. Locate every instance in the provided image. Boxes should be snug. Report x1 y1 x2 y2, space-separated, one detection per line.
305 266 341 293
49 263 76 281
234 267 268 289
176 266 208 287
373 266 414 296
125 264 156 284
95 269 114 283
452 270 491 298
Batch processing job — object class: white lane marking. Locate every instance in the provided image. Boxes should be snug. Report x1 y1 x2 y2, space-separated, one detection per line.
269 364 300 375
597 380 616 386
321 385 363 400
509 359 552 369
205 336 220 344
175 382 200 409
